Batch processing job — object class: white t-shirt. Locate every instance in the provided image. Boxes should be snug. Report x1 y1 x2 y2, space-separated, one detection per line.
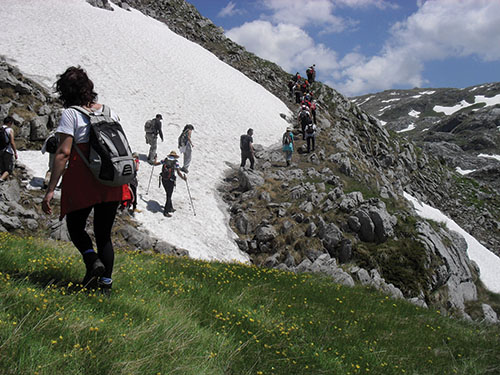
56 106 119 144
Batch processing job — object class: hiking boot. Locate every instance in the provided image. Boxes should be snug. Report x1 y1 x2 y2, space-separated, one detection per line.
163 211 172 217
97 277 112 297
81 258 105 288
180 167 188 173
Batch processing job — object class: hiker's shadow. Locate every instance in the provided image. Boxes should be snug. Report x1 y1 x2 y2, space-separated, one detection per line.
137 153 149 162
29 176 45 189
140 195 163 213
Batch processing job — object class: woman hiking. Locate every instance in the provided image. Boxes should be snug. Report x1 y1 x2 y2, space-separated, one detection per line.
42 66 126 294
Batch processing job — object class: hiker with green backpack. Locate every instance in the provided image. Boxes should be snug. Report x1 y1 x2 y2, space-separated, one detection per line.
145 114 164 164
154 150 187 217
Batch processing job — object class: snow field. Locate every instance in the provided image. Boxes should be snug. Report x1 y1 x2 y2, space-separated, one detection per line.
0 0 291 262
404 193 500 293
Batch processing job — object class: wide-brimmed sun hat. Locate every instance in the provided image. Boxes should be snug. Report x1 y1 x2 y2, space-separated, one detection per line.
168 150 180 158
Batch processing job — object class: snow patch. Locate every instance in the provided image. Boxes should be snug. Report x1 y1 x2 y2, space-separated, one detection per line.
356 95 374 106
381 98 400 103
396 124 415 133
456 167 475 175
408 109 420 118
378 105 392 113
433 94 500 116
404 192 500 294
419 90 435 95
478 154 500 162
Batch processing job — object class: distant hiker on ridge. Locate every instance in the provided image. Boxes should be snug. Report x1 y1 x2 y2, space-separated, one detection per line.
145 114 164 164
306 64 316 83
298 105 312 140
178 124 194 173
155 150 187 217
282 127 294 167
294 82 302 104
310 100 319 124
0 116 18 182
240 128 255 169
305 122 317 153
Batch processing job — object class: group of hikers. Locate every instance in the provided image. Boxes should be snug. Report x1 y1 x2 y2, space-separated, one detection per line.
2 63 320 295
241 64 319 169
143 115 194 217
33 66 198 294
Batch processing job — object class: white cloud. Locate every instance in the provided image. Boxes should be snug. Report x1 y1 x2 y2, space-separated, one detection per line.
260 0 348 32
334 0 500 95
218 1 243 18
335 0 399 9
226 0 500 96
226 20 339 72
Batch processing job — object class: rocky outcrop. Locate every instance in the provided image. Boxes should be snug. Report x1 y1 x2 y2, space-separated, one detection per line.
0 59 61 150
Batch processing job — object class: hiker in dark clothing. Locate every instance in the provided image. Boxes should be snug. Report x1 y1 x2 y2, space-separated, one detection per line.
145 114 164 164
298 106 312 140
306 65 316 83
294 83 302 104
0 116 18 182
156 150 186 217
293 72 301 82
304 122 317 153
287 80 295 98
129 152 140 214
240 128 255 169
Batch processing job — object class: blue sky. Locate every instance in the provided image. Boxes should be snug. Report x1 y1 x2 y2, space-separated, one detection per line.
188 0 500 96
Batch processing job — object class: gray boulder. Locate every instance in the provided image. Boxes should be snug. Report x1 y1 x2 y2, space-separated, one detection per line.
482 304 499 324
238 168 265 191
255 224 277 243
0 215 22 230
355 210 375 242
317 221 343 254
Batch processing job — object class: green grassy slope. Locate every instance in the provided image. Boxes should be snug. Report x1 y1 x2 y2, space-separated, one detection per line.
1 233 499 375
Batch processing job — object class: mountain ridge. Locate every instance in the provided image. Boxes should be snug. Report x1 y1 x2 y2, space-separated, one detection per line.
1 0 499 320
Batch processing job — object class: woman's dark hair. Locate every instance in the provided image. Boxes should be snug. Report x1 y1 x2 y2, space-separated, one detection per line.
55 66 97 107
183 124 194 131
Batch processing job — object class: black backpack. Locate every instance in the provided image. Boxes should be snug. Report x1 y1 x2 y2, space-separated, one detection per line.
299 111 311 126
178 129 189 148
71 106 136 187
161 158 177 183
0 127 10 151
45 134 58 154
282 132 292 145
306 124 315 134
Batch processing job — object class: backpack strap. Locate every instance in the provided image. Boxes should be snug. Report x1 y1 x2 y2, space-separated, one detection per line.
70 105 113 124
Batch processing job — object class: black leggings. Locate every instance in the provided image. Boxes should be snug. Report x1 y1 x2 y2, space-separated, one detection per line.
66 201 119 278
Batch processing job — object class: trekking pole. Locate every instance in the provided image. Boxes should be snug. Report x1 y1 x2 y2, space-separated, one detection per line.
146 164 155 195
185 179 196 216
